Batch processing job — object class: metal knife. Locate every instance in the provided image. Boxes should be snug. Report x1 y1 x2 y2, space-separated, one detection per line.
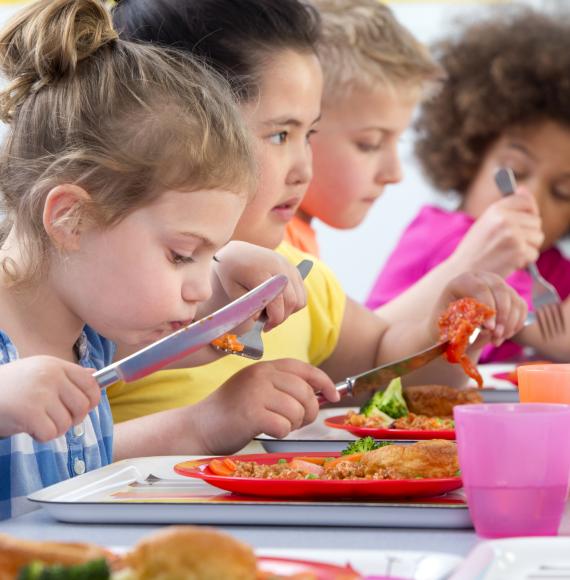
94 274 288 389
318 328 481 404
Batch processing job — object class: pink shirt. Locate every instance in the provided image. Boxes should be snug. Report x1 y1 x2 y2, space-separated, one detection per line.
366 205 570 362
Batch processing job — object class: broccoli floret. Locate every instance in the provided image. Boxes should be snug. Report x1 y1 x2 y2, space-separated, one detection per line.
359 378 408 419
18 559 110 580
341 437 392 455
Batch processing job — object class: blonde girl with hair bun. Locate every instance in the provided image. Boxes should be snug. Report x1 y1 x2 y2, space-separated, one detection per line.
0 0 339 520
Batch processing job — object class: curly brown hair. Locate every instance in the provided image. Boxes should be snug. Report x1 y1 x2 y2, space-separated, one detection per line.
415 7 570 195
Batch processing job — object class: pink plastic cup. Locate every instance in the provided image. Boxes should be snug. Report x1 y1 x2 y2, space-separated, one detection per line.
518 364 570 404
454 403 570 538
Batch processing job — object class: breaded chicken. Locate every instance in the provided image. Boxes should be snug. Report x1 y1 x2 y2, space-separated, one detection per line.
361 440 459 479
403 385 482 417
126 526 257 580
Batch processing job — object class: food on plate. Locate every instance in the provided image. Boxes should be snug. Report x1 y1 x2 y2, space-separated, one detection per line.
438 297 495 387
0 533 118 580
341 436 390 456
344 379 478 431
212 440 459 481
211 333 245 353
125 526 256 580
403 384 482 417
4 527 356 579
360 440 459 480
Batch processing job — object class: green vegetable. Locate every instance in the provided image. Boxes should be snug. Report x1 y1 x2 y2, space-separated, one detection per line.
304 474 318 479
18 558 110 580
341 436 392 456
359 378 408 420
277 458 287 464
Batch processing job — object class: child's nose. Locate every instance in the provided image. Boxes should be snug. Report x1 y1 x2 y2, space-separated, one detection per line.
288 145 313 186
181 270 212 304
376 147 403 185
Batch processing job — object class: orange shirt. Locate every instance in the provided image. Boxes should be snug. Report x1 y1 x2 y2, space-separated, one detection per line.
284 215 319 257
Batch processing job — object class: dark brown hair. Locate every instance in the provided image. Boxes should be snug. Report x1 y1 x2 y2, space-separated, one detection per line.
415 7 570 195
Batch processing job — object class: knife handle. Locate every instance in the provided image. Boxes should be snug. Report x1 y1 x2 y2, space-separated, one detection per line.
317 378 353 406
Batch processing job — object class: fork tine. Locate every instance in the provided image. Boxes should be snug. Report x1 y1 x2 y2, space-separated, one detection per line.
536 307 553 341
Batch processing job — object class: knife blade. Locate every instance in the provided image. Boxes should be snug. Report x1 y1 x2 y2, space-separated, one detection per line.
94 274 288 389
318 327 482 404
317 340 449 405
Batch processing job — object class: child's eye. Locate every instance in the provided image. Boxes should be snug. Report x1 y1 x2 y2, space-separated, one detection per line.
552 188 570 202
306 129 318 144
356 142 382 153
268 131 288 145
170 251 195 265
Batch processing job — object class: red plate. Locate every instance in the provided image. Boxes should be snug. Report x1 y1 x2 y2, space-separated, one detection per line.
174 452 462 500
492 371 518 386
258 556 360 579
324 414 456 440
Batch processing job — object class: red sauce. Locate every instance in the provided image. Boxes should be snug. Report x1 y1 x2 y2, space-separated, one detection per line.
438 298 495 387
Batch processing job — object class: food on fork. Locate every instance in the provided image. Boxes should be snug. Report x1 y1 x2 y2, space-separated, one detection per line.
403 384 483 417
211 333 245 353
438 297 495 387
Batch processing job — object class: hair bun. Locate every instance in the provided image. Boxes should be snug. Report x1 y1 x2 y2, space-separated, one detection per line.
0 0 117 121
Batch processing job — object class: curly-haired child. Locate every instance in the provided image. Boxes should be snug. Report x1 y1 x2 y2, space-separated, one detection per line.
367 7 570 362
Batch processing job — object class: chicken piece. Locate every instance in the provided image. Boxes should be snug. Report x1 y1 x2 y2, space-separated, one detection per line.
0 533 119 580
361 440 459 479
403 385 482 417
126 526 257 580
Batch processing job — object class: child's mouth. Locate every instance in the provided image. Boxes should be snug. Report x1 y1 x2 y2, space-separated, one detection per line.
170 319 194 331
272 198 300 222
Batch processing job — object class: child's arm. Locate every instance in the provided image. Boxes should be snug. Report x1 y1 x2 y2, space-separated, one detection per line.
321 272 527 388
112 359 340 458
377 192 542 326
0 356 100 441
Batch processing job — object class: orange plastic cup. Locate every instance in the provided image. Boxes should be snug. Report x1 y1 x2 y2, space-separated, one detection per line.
518 364 570 404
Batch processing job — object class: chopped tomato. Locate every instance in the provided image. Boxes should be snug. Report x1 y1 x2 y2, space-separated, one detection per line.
438 298 495 387
289 459 324 476
208 458 237 476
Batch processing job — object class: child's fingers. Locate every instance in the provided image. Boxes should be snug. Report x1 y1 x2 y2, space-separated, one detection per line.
64 365 101 409
265 385 308 432
29 415 60 443
256 409 296 440
44 402 73 440
59 384 93 426
271 359 340 403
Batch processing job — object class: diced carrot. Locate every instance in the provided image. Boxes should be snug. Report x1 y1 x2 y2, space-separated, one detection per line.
209 458 237 476
289 459 324 476
323 453 363 470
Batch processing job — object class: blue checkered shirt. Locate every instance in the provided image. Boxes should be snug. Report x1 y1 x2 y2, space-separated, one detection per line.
0 326 114 520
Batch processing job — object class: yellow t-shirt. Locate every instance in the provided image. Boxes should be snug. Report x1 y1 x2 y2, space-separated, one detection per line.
108 242 346 423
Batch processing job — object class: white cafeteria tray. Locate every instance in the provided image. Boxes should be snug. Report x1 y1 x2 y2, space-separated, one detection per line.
28 455 472 529
450 537 570 579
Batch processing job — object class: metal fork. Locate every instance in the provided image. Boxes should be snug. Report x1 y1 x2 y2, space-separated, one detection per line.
216 259 313 360
494 167 566 340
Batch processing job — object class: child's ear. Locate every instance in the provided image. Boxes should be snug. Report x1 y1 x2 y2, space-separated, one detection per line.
42 184 92 251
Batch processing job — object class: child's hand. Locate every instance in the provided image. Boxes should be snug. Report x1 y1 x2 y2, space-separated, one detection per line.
0 356 100 442
453 188 544 277
434 271 528 347
194 359 340 455
207 241 307 331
